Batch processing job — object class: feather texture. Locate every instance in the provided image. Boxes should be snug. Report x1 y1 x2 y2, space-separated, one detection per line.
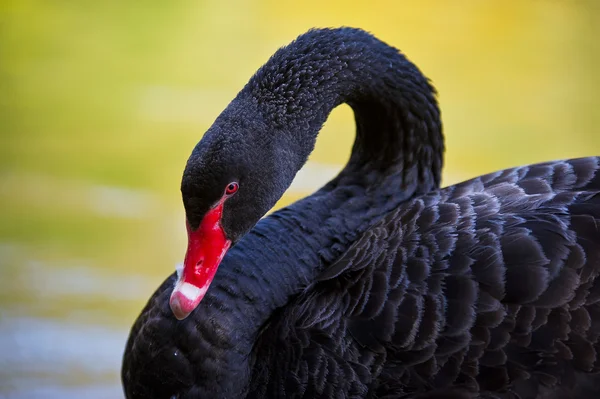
121 28 600 399
248 158 600 399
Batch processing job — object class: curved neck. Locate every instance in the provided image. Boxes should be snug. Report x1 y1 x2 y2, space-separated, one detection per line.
244 28 443 194
148 28 446 398
191 29 446 389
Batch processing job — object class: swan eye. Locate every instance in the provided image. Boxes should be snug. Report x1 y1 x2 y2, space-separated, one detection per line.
225 182 239 196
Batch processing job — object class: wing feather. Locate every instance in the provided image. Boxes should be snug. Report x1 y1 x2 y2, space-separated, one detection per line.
249 158 600 398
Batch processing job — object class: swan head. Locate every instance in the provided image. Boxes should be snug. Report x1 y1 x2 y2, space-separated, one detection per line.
169 95 307 320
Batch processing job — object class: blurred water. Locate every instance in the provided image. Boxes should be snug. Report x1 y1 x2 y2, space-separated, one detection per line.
0 254 158 398
1 1 599 398
1 317 126 398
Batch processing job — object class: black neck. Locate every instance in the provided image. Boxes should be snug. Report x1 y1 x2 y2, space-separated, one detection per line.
178 28 444 397
244 27 443 192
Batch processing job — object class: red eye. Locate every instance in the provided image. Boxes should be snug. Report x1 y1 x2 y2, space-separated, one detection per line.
225 182 239 196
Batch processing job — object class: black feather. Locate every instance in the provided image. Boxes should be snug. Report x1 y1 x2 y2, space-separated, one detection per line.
122 28 600 399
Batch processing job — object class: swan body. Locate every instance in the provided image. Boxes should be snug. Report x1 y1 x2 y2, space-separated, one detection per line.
122 28 600 399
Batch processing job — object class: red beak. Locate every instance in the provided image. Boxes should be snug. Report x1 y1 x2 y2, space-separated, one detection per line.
169 201 231 320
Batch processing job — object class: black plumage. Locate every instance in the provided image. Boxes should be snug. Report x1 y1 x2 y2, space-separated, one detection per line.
121 28 600 398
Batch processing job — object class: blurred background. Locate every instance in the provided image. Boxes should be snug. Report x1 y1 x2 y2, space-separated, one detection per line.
1 0 599 397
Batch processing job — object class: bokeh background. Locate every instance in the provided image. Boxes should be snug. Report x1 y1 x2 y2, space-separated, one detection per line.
1 1 599 397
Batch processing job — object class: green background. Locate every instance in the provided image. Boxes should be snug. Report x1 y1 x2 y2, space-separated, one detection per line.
1 1 598 397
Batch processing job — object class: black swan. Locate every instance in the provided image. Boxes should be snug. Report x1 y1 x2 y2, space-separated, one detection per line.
122 28 600 398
